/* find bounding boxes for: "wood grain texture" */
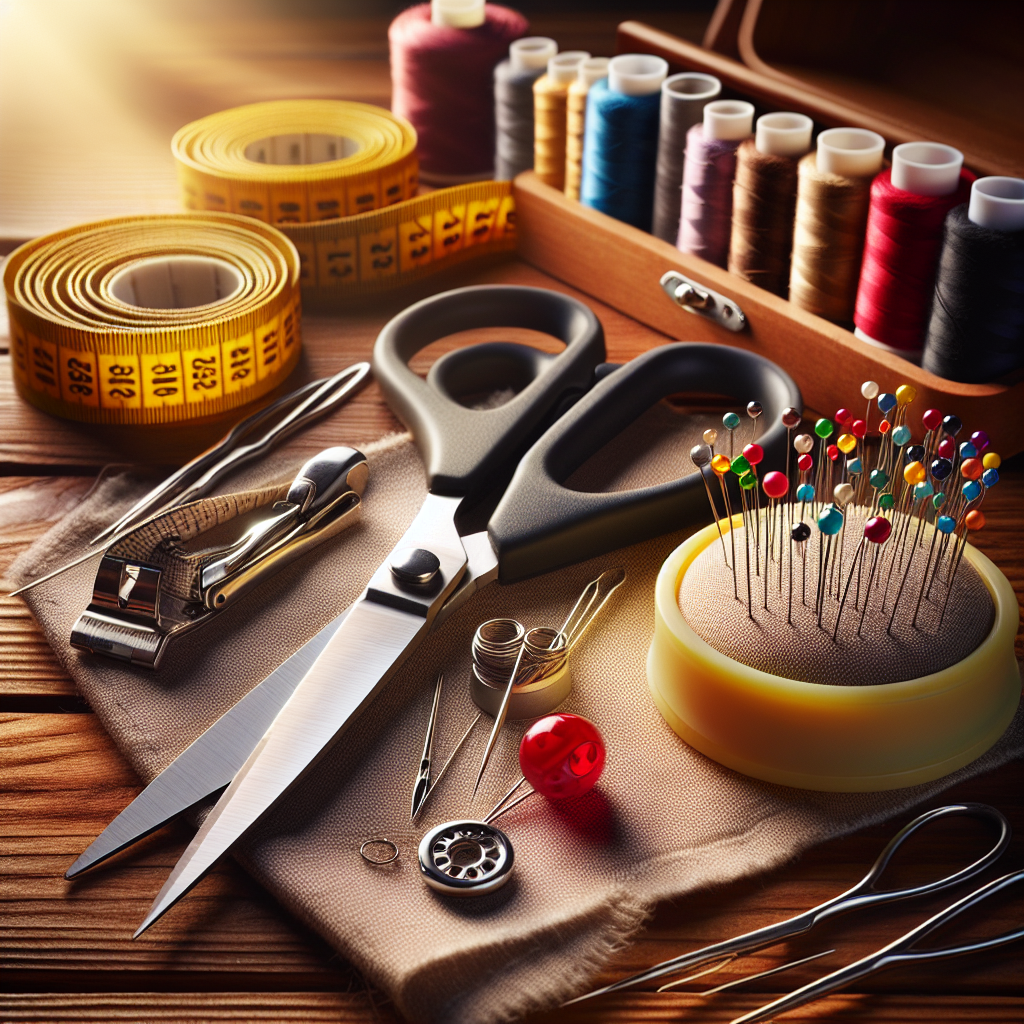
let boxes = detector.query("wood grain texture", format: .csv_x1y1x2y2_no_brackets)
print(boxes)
1,6,1022,1021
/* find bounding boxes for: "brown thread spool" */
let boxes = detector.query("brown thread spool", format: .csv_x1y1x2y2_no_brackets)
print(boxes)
728,113,811,298
564,57,609,200
789,128,885,323
533,51,589,191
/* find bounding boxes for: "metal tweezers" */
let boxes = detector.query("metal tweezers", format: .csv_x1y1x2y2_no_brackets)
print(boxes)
11,362,371,597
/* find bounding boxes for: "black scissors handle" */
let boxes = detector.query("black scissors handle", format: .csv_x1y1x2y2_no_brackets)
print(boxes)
487,343,801,583
372,285,606,497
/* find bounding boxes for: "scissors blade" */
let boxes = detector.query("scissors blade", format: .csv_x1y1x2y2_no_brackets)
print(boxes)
134,493,468,936
65,608,350,879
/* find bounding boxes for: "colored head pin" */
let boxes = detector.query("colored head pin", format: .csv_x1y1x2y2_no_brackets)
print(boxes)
794,433,814,454
860,381,879,400
690,443,712,468
922,408,942,431
703,428,718,447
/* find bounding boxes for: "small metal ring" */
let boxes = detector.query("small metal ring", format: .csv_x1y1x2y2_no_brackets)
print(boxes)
359,838,399,865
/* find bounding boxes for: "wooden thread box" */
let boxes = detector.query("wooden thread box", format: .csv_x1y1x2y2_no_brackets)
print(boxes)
512,14,1024,455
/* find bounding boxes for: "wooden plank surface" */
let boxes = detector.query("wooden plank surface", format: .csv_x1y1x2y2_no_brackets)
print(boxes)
1,5,1021,1023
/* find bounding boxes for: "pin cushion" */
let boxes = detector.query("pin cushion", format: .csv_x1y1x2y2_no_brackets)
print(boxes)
647,515,1020,791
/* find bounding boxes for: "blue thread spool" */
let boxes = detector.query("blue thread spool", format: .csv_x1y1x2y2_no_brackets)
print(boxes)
580,54,667,230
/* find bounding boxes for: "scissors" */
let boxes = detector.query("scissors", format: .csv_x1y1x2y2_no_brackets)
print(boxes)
64,285,798,933
566,803,1012,1005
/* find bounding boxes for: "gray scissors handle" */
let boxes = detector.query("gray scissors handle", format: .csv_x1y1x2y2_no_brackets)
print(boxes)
566,803,1010,1003
734,869,1024,1024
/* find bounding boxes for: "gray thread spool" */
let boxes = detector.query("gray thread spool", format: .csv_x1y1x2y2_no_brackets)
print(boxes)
494,36,557,180
652,72,721,243
470,621,570,718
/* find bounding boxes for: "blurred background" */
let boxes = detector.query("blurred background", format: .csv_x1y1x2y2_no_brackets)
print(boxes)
0,0,715,244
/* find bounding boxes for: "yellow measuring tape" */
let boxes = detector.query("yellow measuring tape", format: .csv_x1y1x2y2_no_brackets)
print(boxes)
172,100,516,299
4,213,302,425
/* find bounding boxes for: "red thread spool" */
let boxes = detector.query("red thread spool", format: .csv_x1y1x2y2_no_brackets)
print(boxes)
519,713,606,800
389,4,528,181
854,160,974,354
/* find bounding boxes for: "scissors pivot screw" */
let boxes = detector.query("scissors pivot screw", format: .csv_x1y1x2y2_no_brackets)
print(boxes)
390,547,441,586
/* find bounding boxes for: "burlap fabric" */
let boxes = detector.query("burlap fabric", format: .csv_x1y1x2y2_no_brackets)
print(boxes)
11,416,1023,1024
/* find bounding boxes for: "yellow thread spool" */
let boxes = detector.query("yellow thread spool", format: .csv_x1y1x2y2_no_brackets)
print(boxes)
565,57,609,200
648,517,1020,791
533,52,589,192
4,214,301,426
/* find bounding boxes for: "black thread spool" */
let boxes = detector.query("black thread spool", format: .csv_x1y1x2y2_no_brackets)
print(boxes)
922,177,1024,383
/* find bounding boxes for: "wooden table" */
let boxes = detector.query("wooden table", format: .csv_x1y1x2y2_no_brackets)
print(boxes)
1,6,1021,1022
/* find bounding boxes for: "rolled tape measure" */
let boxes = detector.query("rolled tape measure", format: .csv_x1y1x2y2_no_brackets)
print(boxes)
4,213,302,425
172,100,516,299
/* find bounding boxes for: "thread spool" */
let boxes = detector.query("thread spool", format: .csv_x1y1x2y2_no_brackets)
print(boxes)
532,50,590,191
579,54,667,231
854,143,974,357
922,177,1024,383
678,99,754,268
494,36,557,180
564,57,609,201
728,111,812,296
470,621,571,719
389,2,528,184
789,127,885,323
651,72,721,243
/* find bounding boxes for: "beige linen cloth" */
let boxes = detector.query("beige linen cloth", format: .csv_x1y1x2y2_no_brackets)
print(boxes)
11,423,1023,1024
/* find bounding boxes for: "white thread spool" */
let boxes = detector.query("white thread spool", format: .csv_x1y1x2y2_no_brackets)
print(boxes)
968,176,1024,232
891,142,963,197
703,99,754,142
755,111,812,158
430,0,485,28
816,127,885,177
509,36,557,74
607,53,667,96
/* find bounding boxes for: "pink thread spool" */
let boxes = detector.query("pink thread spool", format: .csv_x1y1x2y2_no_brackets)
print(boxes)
389,1,528,183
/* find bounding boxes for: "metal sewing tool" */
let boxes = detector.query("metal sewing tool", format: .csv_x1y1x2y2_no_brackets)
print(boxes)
410,671,445,820
12,363,371,598
565,803,1010,1006
733,868,1024,1024
471,567,625,795
69,447,368,669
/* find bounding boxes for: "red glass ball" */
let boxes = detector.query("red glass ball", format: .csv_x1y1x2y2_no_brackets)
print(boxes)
937,437,955,458
960,458,982,481
835,407,852,427
922,408,943,431
762,470,788,499
519,713,606,800
827,444,839,461
797,453,813,472
879,420,891,434
851,418,867,439
864,516,892,543
742,443,764,466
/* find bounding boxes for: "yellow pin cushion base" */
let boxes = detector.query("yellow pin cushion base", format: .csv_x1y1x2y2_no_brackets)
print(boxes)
647,518,1021,791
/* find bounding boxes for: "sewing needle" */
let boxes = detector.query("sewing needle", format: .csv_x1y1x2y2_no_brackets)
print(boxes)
410,671,444,820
